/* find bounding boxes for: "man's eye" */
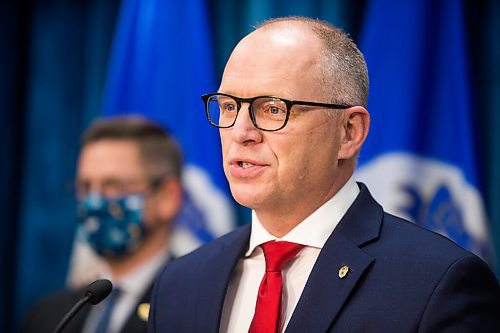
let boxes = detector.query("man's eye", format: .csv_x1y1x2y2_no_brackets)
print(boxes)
263,105,285,115
269,106,281,114
222,103,237,112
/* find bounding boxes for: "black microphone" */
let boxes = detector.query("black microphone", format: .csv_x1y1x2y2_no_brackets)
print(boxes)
52,279,113,333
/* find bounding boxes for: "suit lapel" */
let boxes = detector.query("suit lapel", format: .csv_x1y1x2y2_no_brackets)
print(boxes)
123,257,174,332
195,224,251,333
286,183,382,332
121,283,154,332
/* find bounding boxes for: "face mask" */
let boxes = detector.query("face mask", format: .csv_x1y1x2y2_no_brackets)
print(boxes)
77,193,147,258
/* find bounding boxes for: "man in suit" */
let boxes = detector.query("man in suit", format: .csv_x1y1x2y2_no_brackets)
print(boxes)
148,17,500,332
21,117,183,332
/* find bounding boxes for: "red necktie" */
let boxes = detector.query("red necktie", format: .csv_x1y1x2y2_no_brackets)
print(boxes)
249,241,305,333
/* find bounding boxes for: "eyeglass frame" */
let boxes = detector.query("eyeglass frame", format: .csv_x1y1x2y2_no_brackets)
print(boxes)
201,92,352,132
74,176,165,199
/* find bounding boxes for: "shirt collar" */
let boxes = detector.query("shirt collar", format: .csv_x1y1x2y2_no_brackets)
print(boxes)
101,246,170,297
246,177,360,256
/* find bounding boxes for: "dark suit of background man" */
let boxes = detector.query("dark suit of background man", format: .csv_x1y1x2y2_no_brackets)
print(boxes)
148,16,500,333
20,117,184,333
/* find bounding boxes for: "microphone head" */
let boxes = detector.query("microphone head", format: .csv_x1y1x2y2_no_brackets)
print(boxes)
84,279,113,305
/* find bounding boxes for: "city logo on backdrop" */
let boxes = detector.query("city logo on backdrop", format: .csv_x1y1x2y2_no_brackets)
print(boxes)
356,153,491,261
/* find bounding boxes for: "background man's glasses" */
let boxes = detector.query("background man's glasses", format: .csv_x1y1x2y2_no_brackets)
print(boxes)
74,177,163,198
201,93,352,132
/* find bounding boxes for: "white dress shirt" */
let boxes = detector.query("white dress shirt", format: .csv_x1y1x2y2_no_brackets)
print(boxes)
220,177,360,333
83,247,169,333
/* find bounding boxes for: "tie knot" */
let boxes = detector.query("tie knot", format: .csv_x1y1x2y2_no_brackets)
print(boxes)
260,241,304,272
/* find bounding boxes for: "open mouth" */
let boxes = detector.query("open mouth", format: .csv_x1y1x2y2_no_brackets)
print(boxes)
237,161,255,168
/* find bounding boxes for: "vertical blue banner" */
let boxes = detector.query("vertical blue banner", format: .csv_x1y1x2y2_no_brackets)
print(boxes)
101,0,234,255
356,0,492,261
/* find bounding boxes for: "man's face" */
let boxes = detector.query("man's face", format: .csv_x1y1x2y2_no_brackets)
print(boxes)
77,139,159,229
219,26,347,223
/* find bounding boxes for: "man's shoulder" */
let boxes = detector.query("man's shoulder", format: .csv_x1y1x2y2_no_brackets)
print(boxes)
380,212,477,259
19,288,85,333
367,210,497,288
27,288,81,311
350,183,481,263
149,224,249,320
160,224,250,276
354,184,478,258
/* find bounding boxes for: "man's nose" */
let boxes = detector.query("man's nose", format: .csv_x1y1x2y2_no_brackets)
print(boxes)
229,104,262,143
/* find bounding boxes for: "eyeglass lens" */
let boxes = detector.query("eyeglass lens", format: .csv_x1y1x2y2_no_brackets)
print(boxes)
206,95,288,131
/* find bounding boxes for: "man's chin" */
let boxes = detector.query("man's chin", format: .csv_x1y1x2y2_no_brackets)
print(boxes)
229,186,262,209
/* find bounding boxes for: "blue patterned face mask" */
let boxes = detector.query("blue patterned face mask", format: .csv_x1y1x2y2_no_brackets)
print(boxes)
77,193,147,258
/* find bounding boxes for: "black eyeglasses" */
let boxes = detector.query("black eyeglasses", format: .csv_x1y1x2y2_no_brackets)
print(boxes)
201,93,352,132
74,176,165,198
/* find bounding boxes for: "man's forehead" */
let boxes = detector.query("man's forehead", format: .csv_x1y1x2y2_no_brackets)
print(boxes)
219,74,295,98
225,27,321,72
220,26,323,99
78,140,146,173
239,24,319,51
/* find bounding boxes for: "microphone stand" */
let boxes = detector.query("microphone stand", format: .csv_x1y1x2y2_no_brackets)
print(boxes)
52,294,91,333
51,279,112,333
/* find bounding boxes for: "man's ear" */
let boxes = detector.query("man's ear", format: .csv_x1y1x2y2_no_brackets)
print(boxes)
154,177,184,221
337,106,370,160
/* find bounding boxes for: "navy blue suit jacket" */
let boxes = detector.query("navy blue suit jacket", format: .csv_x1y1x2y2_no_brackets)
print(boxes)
148,184,500,332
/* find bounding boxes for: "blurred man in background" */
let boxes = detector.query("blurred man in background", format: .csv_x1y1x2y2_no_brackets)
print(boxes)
21,117,183,333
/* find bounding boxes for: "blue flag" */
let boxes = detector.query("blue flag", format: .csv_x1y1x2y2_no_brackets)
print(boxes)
101,0,234,255
356,0,492,261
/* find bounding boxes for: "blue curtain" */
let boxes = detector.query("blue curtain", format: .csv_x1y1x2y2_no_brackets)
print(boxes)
0,1,119,331
1,1,499,332
0,3,28,329
473,0,500,276
209,0,361,75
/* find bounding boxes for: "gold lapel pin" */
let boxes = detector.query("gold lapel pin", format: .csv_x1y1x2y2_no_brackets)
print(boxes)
137,303,150,322
338,265,350,279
